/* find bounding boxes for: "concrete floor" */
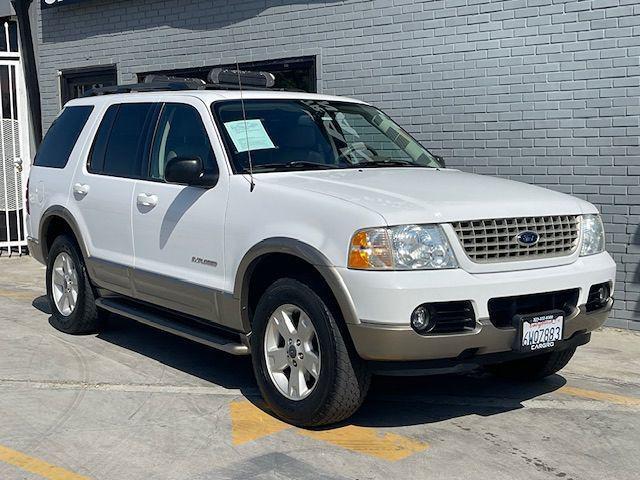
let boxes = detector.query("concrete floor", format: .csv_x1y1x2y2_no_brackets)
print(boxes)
0,255,639,480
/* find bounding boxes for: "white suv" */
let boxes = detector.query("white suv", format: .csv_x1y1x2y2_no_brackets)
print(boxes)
27,73,616,426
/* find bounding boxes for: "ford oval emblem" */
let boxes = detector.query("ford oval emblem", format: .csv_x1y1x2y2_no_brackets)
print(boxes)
516,230,540,247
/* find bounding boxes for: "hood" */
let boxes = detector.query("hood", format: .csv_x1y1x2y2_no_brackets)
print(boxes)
257,168,596,225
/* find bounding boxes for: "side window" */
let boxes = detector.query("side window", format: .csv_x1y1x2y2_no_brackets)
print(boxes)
149,103,217,182
88,102,156,178
34,105,93,168
88,104,118,174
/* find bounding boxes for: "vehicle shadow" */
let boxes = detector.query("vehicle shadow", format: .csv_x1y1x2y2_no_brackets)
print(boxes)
32,296,568,429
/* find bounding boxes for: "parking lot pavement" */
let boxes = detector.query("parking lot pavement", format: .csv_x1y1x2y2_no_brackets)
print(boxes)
0,256,638,480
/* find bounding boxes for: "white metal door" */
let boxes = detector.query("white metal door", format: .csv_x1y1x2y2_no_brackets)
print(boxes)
0,21,30,256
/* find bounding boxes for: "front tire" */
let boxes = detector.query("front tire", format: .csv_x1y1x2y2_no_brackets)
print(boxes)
251,278,370,427
486,347,577,380
46,234,104,334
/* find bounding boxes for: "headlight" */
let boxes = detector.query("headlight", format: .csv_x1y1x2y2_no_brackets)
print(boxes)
580,214,605,256
348,224,458,270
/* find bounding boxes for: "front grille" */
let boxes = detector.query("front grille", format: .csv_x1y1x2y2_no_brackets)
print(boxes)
452,215,579,263
488,289,580,328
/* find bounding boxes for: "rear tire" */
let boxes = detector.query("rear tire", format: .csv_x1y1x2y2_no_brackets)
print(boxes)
251,278,370,427
46,234,104,334
486,347,576,380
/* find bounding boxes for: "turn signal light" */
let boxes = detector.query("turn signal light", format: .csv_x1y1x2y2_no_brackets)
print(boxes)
348,228,394,270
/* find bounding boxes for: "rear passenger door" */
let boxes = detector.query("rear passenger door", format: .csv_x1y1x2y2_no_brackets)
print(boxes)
131,98,230,326
72,101,159,296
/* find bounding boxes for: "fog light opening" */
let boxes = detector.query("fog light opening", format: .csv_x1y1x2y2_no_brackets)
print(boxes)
597,284,610,303
586,283,612,312
411,305,435,333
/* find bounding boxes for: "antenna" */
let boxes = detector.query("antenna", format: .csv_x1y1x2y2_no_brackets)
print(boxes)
236,60,255,192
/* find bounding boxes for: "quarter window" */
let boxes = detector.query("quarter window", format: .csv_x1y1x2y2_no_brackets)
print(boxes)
149,103,217,182
34,106,93,169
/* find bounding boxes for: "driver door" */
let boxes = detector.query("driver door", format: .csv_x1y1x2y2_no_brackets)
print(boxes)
131,97,230,325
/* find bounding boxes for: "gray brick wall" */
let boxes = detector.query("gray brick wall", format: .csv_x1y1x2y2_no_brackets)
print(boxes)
32,0,640,328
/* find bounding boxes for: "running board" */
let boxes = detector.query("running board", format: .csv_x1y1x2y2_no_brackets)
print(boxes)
95,297,250,355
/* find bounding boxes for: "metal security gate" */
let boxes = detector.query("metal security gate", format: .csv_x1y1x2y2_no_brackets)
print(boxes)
0,20,30,256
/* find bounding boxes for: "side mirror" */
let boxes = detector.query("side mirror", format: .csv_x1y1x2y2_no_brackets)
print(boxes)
165,156,218,188
434,155,445,168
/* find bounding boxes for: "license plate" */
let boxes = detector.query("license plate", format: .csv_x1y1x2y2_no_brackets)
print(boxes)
514,310,564,353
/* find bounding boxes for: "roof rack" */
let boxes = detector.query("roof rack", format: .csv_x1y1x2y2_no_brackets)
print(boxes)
83,69,282,97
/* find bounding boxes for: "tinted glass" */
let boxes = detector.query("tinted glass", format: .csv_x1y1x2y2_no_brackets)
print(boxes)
149,103,217,181
88,105,118,174
212,100,441,174
34,106,93,168
102,103,155,178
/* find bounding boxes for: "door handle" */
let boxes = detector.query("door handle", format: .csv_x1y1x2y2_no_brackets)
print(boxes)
137,193,158,207
73,183,90,196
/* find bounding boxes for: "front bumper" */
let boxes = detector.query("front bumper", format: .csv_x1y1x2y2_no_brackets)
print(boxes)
343,252,616,361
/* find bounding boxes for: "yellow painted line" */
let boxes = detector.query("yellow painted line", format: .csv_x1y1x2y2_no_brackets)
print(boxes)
298,425,429,462
230,400,289,445
0,444,90,480
558,386,640,407
229,400,429,461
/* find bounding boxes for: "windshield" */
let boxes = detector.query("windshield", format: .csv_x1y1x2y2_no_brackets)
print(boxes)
212,99,442,173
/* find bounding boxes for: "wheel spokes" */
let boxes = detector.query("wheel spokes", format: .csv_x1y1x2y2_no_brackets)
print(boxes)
53,267,65,288
273,309,297,338
297,315,314,343
267,347,289,372
264,303,321,401
288,365,308,398
301,351,320,380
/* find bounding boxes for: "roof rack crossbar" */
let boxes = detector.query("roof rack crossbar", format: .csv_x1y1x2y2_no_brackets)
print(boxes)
82,69,302,97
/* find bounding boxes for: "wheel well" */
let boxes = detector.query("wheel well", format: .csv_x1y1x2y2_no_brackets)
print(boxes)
246,253,341,327
42,216,76,260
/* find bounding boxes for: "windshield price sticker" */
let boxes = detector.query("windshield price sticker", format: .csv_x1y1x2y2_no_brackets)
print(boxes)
224,119,276,153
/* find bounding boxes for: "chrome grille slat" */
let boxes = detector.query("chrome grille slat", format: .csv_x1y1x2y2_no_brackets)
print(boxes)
452,215,580,263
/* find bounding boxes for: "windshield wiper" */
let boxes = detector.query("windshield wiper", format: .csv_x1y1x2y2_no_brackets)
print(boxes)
353,159,433,168
244,161,340,173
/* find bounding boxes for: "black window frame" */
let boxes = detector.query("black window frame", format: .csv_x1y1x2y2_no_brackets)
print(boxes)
60,65,118,105
87,102,160,180
33,105,94,169
144,102,219,185
137,56,317,93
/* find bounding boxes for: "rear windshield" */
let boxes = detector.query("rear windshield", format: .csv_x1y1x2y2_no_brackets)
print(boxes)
212,99,441,173
34,105,93,168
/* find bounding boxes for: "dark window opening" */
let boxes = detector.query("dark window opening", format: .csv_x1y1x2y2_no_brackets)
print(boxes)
138,56,317,93
60,65,117,104
34,105,93,169
89,103,157,179
0,19,18,53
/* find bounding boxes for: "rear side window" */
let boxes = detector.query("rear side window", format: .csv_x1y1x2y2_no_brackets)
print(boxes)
34,105,93,168
88,103,156,178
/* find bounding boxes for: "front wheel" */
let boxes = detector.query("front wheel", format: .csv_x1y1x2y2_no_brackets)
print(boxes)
251,278,370,427
486,347,577,381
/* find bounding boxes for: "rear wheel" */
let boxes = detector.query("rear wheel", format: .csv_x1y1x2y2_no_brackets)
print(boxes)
46,235,104,334
251,278,370,427
486,347,576,380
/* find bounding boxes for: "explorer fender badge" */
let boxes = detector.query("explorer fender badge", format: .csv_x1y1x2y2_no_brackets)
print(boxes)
192,256,218,267
515,230,540,247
